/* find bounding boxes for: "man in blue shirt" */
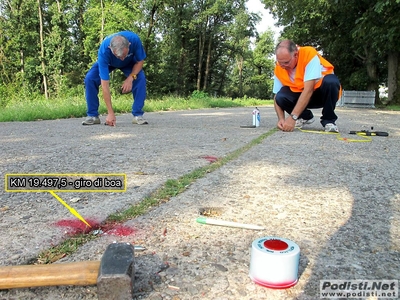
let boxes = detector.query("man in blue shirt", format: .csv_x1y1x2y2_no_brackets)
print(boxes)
82,31,147,126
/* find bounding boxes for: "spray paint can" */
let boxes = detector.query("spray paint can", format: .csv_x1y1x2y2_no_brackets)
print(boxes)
252,107,260,127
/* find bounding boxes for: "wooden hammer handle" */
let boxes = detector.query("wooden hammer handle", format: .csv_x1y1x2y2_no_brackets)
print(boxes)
0,261,100,289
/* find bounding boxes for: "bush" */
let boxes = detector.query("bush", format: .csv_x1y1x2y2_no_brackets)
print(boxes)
190,90,210,100
0,84,9,107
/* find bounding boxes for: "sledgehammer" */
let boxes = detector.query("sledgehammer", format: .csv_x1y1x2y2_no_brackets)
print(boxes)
0,243,138,300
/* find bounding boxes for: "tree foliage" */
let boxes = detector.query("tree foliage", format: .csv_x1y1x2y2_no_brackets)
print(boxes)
0,0,276,104
263,0,400,104
1,0,399,106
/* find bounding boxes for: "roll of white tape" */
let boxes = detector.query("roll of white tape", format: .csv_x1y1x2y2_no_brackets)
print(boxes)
249,236,300,289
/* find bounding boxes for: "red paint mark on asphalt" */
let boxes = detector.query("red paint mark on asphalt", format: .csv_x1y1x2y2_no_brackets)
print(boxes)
54,219,136,236
103,224,137,236
55,218,99,234
201,155,218,163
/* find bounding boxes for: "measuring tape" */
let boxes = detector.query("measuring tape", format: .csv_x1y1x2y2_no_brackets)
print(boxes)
297,128,374,142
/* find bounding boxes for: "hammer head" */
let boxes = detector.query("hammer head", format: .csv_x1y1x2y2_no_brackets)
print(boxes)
97,243,135,300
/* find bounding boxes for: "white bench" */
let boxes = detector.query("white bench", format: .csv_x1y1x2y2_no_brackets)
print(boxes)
337,90,375,108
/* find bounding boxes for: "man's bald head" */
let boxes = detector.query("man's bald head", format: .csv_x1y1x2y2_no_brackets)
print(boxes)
275,39,299,70
275,39,297,55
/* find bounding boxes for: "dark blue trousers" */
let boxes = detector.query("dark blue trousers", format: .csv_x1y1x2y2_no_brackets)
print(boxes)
275,74,340,126
84,62,146,117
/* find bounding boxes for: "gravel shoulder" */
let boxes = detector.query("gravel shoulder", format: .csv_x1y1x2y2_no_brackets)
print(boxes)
1,106,399,299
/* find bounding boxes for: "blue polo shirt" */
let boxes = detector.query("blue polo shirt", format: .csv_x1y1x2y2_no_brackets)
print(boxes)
97,31,147,80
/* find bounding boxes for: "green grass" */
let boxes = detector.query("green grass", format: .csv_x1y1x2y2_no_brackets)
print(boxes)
376,104,400,110
35,234,98,264
2,93,399,123
0,94,273,122
0,97,88,122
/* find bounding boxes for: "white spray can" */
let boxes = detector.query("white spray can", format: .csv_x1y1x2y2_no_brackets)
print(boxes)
252,107,260,127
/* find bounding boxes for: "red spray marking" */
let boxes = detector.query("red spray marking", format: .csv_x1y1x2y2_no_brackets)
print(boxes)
103,224,136,236
55,219,136,236
201,155,218,163
55,218,100,235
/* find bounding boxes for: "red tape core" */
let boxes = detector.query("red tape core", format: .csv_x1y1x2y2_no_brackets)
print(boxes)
264,239,288,251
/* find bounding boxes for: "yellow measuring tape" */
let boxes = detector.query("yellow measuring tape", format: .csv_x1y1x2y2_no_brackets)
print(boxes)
297,128,373,142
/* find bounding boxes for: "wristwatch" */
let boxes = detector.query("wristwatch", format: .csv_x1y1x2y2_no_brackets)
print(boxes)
130,73,137,80
290,114,298,121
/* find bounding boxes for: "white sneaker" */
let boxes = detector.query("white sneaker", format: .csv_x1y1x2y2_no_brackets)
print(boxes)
132,116,148,125
82,116,101,125
295,117,315,128
324,123,339,133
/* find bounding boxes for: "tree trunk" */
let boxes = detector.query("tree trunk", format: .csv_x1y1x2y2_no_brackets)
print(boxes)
203,32,213,91
37,0,48,98
387,51,400,105
237,56,243,97
144,4,158,54
196,22,206,91
20,49,24,74
100,0,105,41
363,47,379,105
364,48,378,92
175,3,187,95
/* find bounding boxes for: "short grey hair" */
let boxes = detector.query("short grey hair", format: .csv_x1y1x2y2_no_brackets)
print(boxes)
110,35,129,57
275,40,297,55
